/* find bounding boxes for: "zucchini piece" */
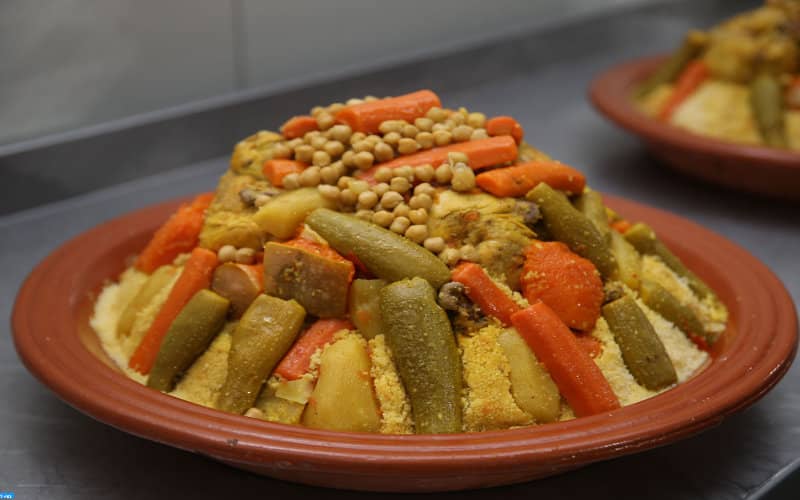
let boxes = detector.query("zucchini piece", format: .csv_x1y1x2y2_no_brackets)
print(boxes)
609,231,642,291
573,190,611,242
117,265,178,338
348,279,387,339
640,279,712,344
380,278,462,433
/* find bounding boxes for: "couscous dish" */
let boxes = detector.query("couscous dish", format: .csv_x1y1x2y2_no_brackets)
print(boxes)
92,89,728,434
637,0,800,150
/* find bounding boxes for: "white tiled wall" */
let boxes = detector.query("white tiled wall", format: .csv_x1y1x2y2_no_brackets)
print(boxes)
0,0,657,145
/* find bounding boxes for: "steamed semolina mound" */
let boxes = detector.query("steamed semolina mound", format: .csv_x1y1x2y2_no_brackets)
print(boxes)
637,0,800,150
92,89,728,434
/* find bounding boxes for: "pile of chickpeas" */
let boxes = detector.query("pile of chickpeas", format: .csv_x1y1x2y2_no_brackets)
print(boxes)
249,99,496,263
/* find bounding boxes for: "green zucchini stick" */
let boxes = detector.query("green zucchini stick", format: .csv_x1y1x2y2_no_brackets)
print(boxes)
751,73,786,148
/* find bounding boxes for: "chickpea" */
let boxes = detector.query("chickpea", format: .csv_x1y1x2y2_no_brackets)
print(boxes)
287,138,303,149
352,140,372,153
271,143,292,159
409,193,433,210
434,163,453,184
414,164,435,183
373,142,394,162
318,184,340,200
390,176,411,194
364,95,379,101
394,165,414,180
460,244,479,262
372,182,390,197
426,106,447,122
379,120,404,134
310,135,328,150
303,130,322,144
452,125,474,142
357,190,379,209
448,152,469,164
405,224,428,243
316,112,335,130
393,202,410,218
310,106,325,117
470,128,489,141
349,180,370,195
383,131,401,146
324,140,345,158
432,130,452,146
372,210,394,227
283,172,301,190
218,245,237,263
397,138,419,155
254,194,271,207
439,247,461,266
235,247,256,264
294,145,314,163
339,188,357,206
366,134,382,145
328,102,345,114
355,209,374,221
390,216,411,234
414,117,434,132
401,124,419,138
331,160,346,177
350,132,366,144
413,182,436,197
353,151,375,170
415,131,434,149
346,98,364,106
451,165,476,192
341,150,355,169
328,124,352,143
337,175,353,190
320,165,339,185
312,150,331,167
380,191,404,209
423,237,446,254
431,122,449,132
374,166,394,183
467,112,486,128
299,166,322,186
409,208,428,225
450,112,466,125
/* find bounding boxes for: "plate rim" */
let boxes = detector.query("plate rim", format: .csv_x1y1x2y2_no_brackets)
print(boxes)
11,194,799,489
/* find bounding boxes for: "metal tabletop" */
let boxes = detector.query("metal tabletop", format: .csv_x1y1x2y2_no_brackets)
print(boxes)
2,0,798,498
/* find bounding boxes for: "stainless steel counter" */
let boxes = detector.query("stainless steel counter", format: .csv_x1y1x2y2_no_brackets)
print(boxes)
2,0,797,498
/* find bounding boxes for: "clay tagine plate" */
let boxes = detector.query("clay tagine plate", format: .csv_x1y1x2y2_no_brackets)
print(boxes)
11,194,798,492
590,55,800,200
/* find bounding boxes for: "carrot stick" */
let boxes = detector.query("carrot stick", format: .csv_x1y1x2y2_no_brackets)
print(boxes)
658,60,709,121
476,160,586,197
486,116,524,144
281,115,318,139
135,193,214,274
520,241,603,331
510,302,620,417
129,247,219,374
274,319,354,380
575,334,602,358
263,159,307,187
356,136,518,183
334,90,441,133
451,262,520,326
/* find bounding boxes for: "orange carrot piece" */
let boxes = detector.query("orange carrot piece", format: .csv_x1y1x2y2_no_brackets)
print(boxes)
263,159,307,187
786,76,800,110
334,90,441,133
356,136,517,182
520,241,603,331
129,247,219,374
486,116,524,144
274,319,354,380
284,237,354,271
281,115,318,139
610,219,632,234
575,334,603,358
476,160,586,197
511,303,620,417
135,193,214,274
658,60,709,121
451,262,520,326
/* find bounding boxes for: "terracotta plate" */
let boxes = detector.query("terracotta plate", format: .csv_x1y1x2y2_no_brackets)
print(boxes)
589,55,800,200
12,194,798,492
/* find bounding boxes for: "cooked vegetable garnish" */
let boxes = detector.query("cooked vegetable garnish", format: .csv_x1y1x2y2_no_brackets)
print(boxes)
511,303,620,417
274,319,353,381
451,262,520,326
348,279,387,339
486,116,525,144
751,73,787,148
476,160,586,198
520,241,603,331
263,238,354,317
381,278,462,433
93,90,726,434
136,193,214,273
658,60,710,121
147,290,229,392
218,294,306,414
129,247,219,374
602,296,678,390
306,208,450,288
334,90,441,134
528,183,618,279
302,334,381,432
636,30,709,98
